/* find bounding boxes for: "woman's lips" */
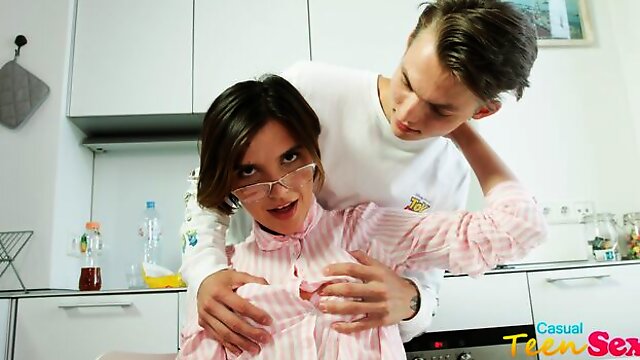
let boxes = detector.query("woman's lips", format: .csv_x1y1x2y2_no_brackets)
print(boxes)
396,121,420,134
267,200,298,220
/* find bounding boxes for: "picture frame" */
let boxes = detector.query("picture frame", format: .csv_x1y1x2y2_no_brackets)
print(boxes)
507,0,593,46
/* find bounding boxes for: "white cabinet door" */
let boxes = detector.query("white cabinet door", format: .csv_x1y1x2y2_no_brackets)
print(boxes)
429,273,533,332
0,299,9,360
69,0,193,116
192,0,310,113
178,291,186,349
309,0,423,76
528,265,639,359
13,293,178,360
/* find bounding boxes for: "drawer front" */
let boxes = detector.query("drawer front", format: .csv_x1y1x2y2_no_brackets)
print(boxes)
528,265,640,359
14,293,178,360
429,272,533,331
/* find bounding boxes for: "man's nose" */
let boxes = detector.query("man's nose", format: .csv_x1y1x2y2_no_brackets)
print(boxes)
395,93,422,123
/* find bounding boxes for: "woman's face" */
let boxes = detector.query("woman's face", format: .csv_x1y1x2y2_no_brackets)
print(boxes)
231,119,315,235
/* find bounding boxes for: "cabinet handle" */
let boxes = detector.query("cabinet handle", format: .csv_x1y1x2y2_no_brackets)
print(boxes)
545,274,610,283
58,302,133,309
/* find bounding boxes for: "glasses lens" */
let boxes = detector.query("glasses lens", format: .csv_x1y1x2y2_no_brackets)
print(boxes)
232,183,270,203
281,164,315,188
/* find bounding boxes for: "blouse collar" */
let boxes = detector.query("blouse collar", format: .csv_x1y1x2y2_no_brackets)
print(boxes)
253,198,324,251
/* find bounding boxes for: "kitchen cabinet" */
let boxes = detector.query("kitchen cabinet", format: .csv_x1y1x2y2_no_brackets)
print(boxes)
178,291,187,349
69,0,193,117
430,272,533,332
0,299,9,360
13,293,179,360
192,0,311,113
528,265,639,359
308,0,423,76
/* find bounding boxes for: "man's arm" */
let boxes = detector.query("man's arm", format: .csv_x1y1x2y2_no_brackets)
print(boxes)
398,268,443,342
179,169,273,356
180,170,230,290
398,137,471,341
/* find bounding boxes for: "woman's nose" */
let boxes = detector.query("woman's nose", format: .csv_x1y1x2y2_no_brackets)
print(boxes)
268,181,289,198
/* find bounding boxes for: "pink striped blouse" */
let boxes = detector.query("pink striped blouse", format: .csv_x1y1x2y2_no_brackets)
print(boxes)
178,181,547,360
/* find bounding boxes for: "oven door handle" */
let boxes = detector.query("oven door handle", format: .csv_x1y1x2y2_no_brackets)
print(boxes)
545,274,610,283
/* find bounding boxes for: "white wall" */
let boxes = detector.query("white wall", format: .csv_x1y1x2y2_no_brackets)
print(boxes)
476,0,640,219
0,0,93,290
608,1,640,163
91,146,198,289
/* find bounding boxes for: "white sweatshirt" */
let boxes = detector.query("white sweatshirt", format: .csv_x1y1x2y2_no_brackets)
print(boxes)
180,61,471,342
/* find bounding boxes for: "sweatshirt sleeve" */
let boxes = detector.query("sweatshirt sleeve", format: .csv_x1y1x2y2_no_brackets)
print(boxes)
179,168,231,293
342,181,548,277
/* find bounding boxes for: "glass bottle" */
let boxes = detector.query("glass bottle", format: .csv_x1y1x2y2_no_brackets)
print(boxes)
582,213,623,262
622,212,640,260
79,221,102,291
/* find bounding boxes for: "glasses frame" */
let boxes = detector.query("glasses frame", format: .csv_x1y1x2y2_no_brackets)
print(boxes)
231,163,317,203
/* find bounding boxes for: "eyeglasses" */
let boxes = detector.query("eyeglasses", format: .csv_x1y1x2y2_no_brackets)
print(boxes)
231,163,316,203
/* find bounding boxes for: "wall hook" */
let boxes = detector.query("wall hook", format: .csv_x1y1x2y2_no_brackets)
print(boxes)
14,35,27,58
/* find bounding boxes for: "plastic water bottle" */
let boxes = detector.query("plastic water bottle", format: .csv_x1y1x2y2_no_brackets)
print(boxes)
138,201,162,265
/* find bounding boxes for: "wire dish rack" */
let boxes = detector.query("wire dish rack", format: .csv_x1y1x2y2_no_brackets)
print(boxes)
0,230,32,292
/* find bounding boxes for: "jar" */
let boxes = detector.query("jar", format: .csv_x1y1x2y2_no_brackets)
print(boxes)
78,221,102,291
622,212,640,260
79,267,102,291
582,213,623,262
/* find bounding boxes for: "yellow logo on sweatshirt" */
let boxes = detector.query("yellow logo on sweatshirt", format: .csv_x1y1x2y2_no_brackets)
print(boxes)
404,195,431,213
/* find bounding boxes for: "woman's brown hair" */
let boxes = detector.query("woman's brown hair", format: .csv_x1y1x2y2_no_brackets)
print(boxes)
197,74,325,215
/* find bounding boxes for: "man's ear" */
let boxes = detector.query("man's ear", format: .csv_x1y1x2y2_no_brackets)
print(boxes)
471,100,502,120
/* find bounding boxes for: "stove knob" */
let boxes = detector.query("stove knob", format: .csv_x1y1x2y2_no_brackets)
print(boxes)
457,352,472,360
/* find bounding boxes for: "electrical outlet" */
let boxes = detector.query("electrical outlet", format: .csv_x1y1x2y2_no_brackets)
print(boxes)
540,200,595,224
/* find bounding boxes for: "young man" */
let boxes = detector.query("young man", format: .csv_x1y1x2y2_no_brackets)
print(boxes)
180,0,538,356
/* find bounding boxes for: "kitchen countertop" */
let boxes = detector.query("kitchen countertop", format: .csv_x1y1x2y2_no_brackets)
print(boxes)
0,286,186,299
445,258,640,277
2,260,639,297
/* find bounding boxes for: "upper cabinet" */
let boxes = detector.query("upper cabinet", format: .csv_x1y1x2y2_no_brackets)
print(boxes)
308,0,423,76
192,0,311,113
68,0,194,117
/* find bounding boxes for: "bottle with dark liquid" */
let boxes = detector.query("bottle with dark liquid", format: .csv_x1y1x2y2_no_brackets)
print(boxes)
78,222,102,291
79,266,101,291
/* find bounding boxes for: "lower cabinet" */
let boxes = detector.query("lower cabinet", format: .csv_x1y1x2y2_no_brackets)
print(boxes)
430,272,533,331
0,299,10,360
12,292,179,360
528,265,639,359
178,291,187,349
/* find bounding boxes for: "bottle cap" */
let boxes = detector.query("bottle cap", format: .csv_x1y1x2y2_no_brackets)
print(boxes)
85,221,100,230
146,201,155,209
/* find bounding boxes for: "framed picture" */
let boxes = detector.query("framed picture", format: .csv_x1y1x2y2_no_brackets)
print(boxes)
507,0,593,46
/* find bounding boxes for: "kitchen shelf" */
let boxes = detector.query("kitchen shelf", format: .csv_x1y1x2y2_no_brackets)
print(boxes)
69,113,203,138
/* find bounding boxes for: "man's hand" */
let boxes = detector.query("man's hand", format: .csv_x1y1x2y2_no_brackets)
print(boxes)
197,269,273,356
318,250,419,334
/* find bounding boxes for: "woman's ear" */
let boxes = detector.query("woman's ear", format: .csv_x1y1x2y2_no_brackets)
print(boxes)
471,100,502,120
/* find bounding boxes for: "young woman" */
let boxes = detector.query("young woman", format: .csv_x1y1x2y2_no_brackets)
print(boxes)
178,74,546,360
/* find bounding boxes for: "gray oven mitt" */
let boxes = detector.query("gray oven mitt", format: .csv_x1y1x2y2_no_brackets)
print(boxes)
0,60,50,129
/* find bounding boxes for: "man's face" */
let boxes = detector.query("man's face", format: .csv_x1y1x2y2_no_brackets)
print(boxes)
387,29,495,140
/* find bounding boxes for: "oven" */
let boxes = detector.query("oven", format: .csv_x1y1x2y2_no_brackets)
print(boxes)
404,324,537,360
